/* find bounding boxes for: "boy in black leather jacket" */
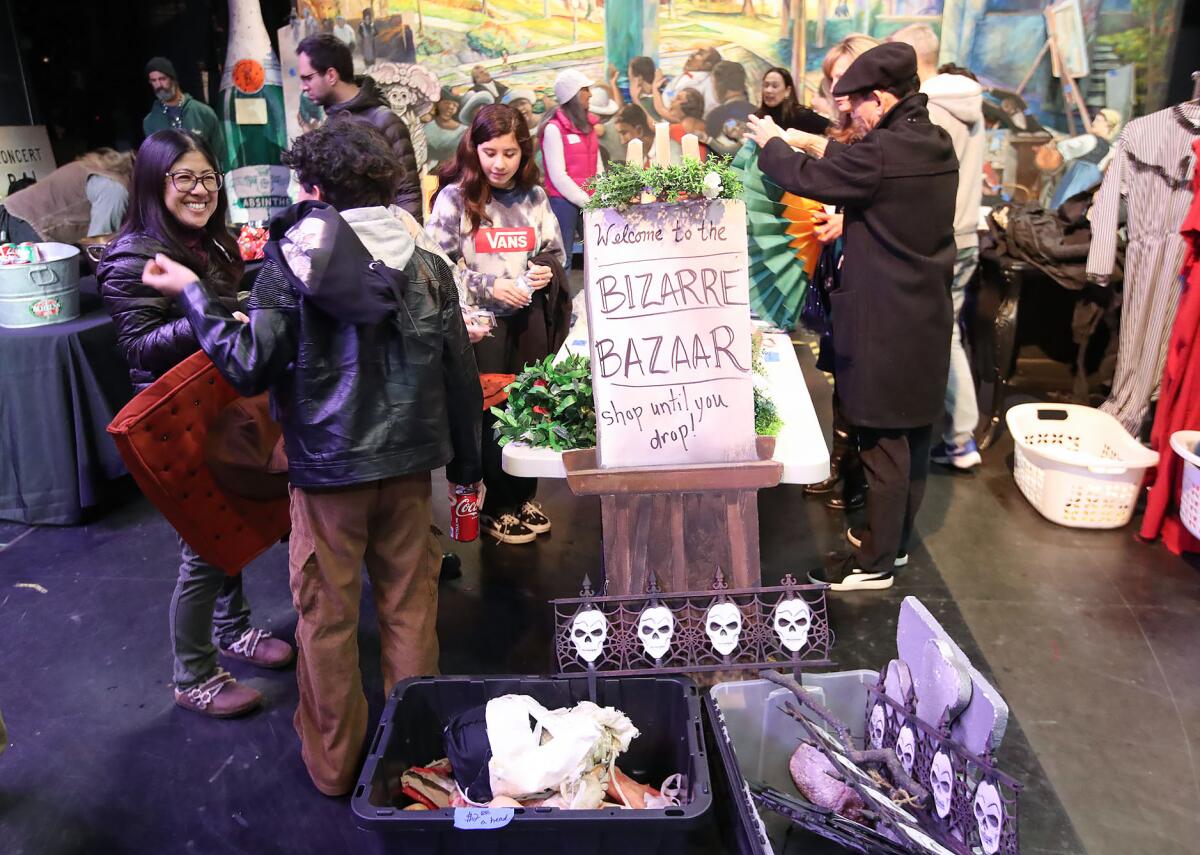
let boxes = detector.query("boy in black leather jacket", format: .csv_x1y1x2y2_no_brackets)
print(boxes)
141,121,483,795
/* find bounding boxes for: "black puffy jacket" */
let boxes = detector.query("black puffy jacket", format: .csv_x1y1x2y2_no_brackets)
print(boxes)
178,202,482,489
326,77,424,223
96,232,241,390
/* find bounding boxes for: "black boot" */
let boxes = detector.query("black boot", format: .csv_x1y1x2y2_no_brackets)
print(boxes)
804,428,854,495
826,439,866,511
439,552,462,583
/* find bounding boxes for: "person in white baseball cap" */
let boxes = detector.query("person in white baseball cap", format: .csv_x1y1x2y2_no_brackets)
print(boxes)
540,69,604,270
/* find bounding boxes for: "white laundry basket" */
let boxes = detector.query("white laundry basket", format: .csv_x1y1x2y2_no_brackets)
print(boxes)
1169,431,1200,539
1005,403,1158,529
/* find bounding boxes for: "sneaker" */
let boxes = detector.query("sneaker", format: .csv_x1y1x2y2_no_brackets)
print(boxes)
174,668,262,718
845,528,909,567
808,555,894,592
439,552,463,583
931,438,982,470
220,628,294,670
481,512,538,544
517,501,552,534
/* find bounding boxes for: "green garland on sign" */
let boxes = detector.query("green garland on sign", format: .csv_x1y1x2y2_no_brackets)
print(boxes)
583,155,743,212
493,352,784,450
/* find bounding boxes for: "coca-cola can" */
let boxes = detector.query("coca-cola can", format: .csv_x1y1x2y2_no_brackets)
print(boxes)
15,242,39,263
449,484,480,542
0,243,19,263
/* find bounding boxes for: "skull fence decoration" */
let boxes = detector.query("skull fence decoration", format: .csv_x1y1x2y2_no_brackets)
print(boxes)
895,724,916,776
705,601,743,656
570,608,608,663
973,779,1004,855
636,606,676,660
929,750,954,819
869,703,887,750
772,597,813,652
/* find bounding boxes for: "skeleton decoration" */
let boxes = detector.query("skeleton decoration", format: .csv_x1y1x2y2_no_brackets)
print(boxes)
570,608,608,663
929,750,955,819
705,602,743,656
973,779,1004,855
772,598,813,652
636,606,675,660
366,62,440,171
869,703,887,750
895,724,916,776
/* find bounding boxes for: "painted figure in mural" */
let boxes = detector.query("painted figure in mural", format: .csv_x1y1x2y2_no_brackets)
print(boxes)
332,15,356,50
614,104,656,165
398,15,418,65
748,42,957,593
501,88,540,131
888,24,985,472
705,61,756,157
471,65,510,102
143,57,226,168
97,130,293,720
665,88,709,160
756,66,830,136
296,34,423,221
622,56,661,121
427,104,568,545
425,94,468,167
359,7,378,67
539,69,602,269
669,47,722,114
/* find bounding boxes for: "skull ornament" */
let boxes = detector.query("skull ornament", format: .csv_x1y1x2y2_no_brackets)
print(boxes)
772,598,813,652
570,608,608,663
929,751,954,819
973,779,1004,855
895,724,916,775
705,602,743,656
869,703,887,750
636,606,675,660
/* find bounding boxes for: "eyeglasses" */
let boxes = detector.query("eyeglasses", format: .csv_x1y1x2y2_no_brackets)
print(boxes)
166,171,223,193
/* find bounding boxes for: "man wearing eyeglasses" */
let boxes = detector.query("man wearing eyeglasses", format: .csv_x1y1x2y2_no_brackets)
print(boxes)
143,57,226,168
296,34,423,222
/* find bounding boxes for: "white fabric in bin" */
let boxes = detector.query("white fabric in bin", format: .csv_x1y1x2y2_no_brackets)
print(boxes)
486,695,639,804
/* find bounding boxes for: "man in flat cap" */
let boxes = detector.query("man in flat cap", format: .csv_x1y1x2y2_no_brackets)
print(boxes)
746,42,957,592
143,57,226,167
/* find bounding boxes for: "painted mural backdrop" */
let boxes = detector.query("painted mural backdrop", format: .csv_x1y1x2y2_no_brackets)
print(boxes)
292,0,1182,130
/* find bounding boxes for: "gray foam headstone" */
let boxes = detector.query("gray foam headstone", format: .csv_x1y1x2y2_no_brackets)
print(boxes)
915,638,973,729
897,597,1009,755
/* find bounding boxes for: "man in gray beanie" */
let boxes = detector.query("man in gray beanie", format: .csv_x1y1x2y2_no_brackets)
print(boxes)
143,56,226,167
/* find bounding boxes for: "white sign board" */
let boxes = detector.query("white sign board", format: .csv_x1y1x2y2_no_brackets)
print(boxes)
583,199,757,469
0,125,57,200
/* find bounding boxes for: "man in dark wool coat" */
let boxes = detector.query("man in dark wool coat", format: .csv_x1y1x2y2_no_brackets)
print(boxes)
747,42,957,592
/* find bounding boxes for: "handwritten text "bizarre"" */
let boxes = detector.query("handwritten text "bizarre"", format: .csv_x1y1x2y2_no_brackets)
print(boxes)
597,267,743,314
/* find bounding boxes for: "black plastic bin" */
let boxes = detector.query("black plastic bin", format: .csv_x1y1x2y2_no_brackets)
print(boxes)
352,674,712,854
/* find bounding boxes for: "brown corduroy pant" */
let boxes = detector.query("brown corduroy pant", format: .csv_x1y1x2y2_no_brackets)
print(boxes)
287,472,441,796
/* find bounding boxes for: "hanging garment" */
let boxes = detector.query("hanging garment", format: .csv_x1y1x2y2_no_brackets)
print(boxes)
1139,138,1200,555
1087,103,1200,435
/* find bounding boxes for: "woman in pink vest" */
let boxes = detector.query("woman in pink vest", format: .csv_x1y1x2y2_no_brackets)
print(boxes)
540,69,602,270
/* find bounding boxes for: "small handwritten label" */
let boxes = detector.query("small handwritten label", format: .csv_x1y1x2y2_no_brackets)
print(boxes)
764,351,781,363
453,807,515,830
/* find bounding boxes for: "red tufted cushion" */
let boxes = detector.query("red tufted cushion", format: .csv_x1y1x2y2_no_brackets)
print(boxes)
481,374,514,411
107,351,290,576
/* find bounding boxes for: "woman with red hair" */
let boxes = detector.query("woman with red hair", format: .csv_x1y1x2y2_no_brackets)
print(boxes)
427,104,567,545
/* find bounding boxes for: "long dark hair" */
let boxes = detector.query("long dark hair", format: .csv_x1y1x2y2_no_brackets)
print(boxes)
434,104,541,233
755,67,804,128
116,129,242,284
560,93,591,135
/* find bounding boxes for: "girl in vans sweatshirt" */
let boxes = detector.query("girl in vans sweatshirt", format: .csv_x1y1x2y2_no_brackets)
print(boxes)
426,103,567,545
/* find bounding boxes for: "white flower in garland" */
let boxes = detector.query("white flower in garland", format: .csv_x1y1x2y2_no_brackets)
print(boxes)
702,171,723,199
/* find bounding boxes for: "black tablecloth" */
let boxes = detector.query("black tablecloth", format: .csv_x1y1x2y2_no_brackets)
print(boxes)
0,279,133,524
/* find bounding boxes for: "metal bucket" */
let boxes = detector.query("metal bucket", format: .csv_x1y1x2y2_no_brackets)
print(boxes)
0,242,81,328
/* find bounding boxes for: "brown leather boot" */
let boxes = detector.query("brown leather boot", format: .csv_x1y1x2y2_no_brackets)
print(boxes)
174,669,262,718
220,628,295,670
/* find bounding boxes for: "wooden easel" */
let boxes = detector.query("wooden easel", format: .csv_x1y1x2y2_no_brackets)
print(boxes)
562,437,782,595
1016,8,1091,135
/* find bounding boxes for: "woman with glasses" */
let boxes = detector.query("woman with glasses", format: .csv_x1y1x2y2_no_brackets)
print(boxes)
97,129,293,720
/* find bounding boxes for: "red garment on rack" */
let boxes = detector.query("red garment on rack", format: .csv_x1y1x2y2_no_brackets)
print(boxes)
1140,139,1200,553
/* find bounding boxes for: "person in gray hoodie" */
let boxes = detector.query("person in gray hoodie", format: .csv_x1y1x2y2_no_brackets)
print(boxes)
889,25,985,470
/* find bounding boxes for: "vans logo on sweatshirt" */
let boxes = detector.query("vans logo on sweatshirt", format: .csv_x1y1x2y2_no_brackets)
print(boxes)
475,227,535,253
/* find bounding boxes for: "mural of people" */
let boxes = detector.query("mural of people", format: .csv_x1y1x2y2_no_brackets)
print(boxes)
359,8,378,66
333,15,356,49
